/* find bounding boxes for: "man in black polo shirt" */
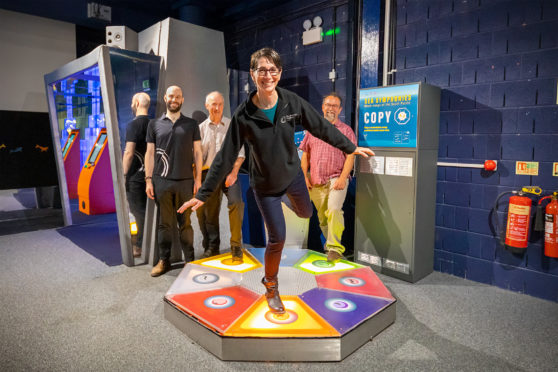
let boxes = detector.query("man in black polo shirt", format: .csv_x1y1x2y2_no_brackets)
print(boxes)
145,85,202,277
123,92,151,258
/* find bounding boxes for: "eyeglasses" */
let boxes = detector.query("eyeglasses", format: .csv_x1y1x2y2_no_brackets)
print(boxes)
324,103,340,109
254,68,281,76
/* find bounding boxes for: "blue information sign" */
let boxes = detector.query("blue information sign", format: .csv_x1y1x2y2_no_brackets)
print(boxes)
358,84,419,148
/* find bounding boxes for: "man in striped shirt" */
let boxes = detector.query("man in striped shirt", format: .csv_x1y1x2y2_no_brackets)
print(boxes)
299,92,356,262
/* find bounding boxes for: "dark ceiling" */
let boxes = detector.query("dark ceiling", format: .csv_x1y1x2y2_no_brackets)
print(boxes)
0,0,281,32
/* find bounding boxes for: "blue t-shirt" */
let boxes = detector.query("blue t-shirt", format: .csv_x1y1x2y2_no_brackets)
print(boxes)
261,101,278,123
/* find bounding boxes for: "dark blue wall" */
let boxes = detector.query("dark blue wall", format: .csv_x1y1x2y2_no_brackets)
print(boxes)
225,0,356,122
395,0,558,301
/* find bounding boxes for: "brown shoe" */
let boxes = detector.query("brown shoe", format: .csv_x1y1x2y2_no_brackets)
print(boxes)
231,246,243,263
202,248,219,259
150,259,170,277
327,250,343,263
132,245,142,258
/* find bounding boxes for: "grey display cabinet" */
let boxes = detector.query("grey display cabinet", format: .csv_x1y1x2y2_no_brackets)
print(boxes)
354,82,440,282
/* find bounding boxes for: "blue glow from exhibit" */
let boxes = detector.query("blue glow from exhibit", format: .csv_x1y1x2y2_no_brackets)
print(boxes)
51,64,104,167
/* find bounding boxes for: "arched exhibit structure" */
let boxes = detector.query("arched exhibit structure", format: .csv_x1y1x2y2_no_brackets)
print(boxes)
164,248,396,361
44,45,162,266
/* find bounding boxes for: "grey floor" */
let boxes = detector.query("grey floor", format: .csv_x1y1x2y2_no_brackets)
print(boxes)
1,228,558,371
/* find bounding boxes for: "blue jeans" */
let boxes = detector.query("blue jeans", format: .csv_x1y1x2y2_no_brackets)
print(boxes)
253,170,312,279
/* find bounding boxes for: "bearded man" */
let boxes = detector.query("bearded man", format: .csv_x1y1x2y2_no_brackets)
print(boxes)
144,86,203,277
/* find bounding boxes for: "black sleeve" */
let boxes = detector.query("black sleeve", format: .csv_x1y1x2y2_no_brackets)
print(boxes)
196,115,242,201
193,120,201,141
146,119,156,143
299,97,356,154
125,119,139,143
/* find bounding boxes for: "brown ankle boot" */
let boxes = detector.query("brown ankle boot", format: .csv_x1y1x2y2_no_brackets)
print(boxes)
231,246,243,263
261,277,285,314
150,259,170,277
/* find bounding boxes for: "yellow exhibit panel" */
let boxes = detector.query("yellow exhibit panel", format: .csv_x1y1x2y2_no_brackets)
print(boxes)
224,296,340,338
192,249,261,273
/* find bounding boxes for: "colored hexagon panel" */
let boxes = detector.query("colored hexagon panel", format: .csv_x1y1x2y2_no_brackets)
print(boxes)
247,247,308,267
192,249,262,273
224,296,340,338
166,264,241,296
299,288,394,334
167,286,260,334
294,251,362,274
315,267,395,300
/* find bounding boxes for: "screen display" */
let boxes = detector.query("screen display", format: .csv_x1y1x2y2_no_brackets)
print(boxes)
87,133,107,165
358,84,419,148
62,133,75,158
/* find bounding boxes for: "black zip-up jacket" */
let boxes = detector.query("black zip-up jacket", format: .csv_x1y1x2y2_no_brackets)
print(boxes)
195,87,357,201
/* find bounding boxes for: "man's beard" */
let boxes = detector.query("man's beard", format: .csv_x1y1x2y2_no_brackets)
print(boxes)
167,102,182,113
325,112,336,123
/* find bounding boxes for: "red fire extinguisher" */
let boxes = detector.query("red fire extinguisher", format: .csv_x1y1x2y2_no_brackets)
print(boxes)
493,187,540,253
534,192,558,258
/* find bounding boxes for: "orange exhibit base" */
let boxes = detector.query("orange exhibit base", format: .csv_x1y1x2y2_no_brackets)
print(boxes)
77,129,115,215
164,248,396,361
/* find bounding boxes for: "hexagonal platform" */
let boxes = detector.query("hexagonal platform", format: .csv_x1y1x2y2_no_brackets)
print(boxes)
164,248,396,361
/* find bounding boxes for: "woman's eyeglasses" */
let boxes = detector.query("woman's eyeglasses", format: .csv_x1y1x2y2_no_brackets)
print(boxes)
254,68,281,76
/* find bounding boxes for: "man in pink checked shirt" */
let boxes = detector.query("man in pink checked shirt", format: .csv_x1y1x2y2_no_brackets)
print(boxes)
299,92,357,263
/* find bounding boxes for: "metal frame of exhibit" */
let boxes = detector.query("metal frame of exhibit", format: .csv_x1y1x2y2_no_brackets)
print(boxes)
44,45,163,267
164,297,396,362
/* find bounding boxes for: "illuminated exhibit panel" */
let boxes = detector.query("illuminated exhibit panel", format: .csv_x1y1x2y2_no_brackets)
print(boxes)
169,286,260,334
195,249,262,273
164,249,396,361
62,129,80,198
315,266,395,300
77,129,115,214
299,288,393,334
293,250,362,274
165,264,242,295
247,247,308,267
225,296,340,337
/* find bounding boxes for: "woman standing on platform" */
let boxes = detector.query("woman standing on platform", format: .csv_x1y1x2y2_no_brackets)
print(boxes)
179,47,374,314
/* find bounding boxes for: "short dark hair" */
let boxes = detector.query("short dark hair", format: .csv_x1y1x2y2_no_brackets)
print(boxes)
250,47,282,71
323,92,342,106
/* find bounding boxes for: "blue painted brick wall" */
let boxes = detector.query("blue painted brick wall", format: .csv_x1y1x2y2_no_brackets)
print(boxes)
397,0,558,302
225,0,353,121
